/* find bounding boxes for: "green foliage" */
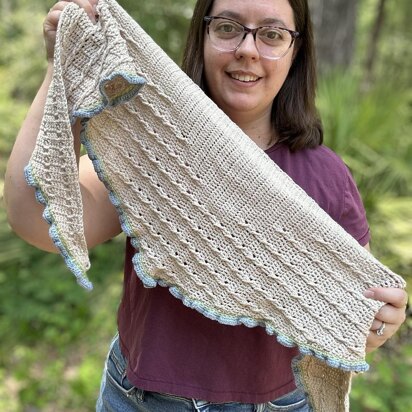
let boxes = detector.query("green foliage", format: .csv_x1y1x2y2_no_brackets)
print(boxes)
0,234,120,347
351,344,412,412
0,3,48,100
317,70,412,211
0,5,47,175
371,198,412,273
317,67,412,412
0,0,411,410
0,222,124,411
356,0,412,87
0,1,195,409
116,0,196,62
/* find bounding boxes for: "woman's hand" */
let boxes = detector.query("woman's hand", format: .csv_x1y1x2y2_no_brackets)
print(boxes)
365,287,408,353
44,0,99,62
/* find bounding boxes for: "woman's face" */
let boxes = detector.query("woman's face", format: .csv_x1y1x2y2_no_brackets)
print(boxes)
203,0,296,123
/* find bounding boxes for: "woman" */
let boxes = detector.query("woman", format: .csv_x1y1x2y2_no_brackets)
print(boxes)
4,0,408,411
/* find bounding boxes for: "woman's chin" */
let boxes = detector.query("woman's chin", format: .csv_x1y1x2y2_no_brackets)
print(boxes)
219,98,261,115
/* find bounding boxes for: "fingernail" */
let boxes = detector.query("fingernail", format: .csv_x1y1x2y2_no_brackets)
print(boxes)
364,290,375,299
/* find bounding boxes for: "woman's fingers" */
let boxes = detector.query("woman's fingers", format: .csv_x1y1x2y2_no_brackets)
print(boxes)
364,287,407,328
71,0,98,22
374,302,407,325
44,1,98,61
370,318,384,331
365,287,408,308
364,287,408,353
50,0,97,22
365,319,400,353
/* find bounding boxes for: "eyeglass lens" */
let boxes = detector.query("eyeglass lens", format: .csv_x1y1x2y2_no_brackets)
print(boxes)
207,18,294,59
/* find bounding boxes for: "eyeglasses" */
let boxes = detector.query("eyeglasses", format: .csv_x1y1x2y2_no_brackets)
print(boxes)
204,16,300,60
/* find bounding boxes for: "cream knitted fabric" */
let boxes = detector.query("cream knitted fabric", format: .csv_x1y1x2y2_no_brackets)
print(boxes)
25,1,406,410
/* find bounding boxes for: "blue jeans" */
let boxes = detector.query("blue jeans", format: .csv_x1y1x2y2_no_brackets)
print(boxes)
96,335,309,412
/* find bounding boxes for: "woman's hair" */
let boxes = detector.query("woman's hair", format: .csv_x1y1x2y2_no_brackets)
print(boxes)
181,0,323,151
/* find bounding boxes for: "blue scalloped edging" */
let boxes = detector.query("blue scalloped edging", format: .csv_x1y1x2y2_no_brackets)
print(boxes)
24,71,146,291
24,165,93,291
80,73,369,374
129,254,369,372
72,72,146,121
130,260,370,373
31,68,370,374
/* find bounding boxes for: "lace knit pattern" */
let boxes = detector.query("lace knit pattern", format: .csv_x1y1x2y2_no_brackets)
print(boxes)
25,1,405,409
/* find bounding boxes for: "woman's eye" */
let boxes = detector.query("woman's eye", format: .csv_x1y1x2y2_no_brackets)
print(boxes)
267,31,280,40
217,23,236,33
261,28,283,41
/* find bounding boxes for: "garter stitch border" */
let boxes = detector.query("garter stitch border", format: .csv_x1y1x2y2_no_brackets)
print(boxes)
25,1,406,410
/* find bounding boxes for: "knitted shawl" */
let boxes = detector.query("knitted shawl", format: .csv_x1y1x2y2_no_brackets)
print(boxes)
25,1,405,410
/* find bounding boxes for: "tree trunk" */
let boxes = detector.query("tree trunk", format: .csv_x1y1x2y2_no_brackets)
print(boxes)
0,0,12,16
309,0,359,73
363,0,387,86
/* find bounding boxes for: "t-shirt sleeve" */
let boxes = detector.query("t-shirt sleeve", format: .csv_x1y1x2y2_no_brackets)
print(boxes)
339,168,370,246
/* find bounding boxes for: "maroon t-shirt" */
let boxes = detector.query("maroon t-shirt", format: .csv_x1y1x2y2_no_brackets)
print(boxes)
117,143,370,403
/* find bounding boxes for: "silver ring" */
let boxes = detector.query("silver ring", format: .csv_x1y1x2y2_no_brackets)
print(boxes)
376,321,386,336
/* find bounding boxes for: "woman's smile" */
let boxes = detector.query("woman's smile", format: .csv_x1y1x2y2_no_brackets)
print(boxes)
228,71,261,83
203,0,296,122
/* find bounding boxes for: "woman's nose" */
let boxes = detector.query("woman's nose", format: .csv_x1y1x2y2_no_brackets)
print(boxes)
234,32,260,60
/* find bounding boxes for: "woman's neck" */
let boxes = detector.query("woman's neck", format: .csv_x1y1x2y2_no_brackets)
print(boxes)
230,112,277,150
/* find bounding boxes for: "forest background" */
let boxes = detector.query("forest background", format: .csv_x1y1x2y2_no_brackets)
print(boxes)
0,0,411,411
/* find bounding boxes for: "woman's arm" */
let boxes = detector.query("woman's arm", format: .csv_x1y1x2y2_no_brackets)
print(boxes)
3,0,121,252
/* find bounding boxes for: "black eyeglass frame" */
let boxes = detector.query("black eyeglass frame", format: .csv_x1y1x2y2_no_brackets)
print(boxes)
204,16,301,60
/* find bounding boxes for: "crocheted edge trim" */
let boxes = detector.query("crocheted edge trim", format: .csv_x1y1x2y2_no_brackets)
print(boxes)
75,72,370,374
291,354,335,410
134,256,370,373
24,165,93,290
73,72,146,120
28,69,369,373
24,71,145,291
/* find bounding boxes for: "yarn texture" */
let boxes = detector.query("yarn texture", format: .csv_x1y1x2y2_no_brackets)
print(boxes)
25,1,406,410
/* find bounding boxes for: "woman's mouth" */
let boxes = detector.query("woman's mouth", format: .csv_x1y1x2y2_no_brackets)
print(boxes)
229,72,261,82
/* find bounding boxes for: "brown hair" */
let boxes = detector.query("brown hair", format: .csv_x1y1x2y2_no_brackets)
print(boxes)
181,0,323,151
